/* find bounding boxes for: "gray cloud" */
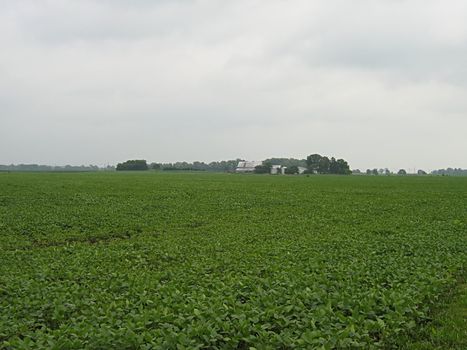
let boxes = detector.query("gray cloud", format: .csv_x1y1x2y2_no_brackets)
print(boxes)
1,0,466,170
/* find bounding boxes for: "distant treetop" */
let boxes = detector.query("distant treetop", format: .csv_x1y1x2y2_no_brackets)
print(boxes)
431,168,467,176
306,154,351,175
0,164,112,172
116,160,148,171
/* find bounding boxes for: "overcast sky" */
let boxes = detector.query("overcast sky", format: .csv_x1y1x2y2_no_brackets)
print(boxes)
1,0,466,171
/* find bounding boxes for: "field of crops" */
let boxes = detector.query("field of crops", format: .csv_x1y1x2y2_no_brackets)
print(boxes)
0,172,466,349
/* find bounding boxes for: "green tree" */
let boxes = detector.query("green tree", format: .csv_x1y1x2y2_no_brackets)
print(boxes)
318,157,331,174
285,165,299,174
306,154,351,175
335,159,351,174
398,169,407,175
306,154,322,174
116,160,148,171
254,164,271,174
254,163,272,174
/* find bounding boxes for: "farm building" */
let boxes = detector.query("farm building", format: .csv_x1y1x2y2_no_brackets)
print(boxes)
237,162,308,175
236,161,263,173
271,165,287,175
272,165,307,175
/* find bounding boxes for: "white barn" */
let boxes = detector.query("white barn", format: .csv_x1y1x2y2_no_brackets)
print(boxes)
236,161,263,173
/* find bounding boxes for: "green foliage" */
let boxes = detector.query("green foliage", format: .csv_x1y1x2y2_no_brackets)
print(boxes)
306,154,351,175
431,168,467,176
0,164,109,172
319,156,331,173
156,160,242,172
254,163,272,174
0,173,466,349
116,160,148,171
150,163,161,170
397,278,467,349
306,154,322,173
284,165,299,175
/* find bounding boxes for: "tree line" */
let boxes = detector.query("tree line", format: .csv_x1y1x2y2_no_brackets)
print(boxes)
252,154,351,175
352,168,465,176
115,155,352,174
154,160,241,172
12,159,458,176
116,160,149,171
0,164,114,172
116,159,242,172
431,168,467,176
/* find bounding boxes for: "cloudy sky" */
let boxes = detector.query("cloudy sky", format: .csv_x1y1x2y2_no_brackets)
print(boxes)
1,0,466,171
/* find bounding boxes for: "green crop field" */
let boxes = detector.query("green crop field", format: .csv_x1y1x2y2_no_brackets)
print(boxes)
0,172,466,349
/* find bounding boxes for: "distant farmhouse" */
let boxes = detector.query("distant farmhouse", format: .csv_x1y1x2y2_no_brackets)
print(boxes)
235,161,263,173
236,161,307,175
